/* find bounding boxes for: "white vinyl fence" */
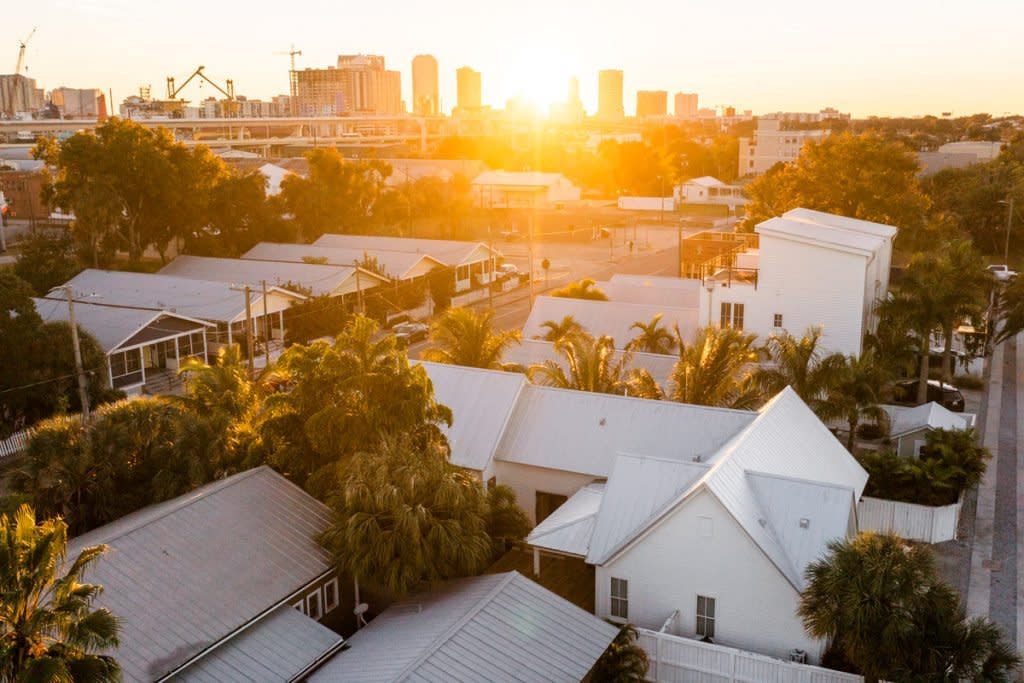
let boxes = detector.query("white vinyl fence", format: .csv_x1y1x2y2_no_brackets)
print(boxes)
857,496,960,543
0,428,33,461
637,629,864,683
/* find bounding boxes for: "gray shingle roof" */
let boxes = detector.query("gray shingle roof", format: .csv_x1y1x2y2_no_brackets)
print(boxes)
309,572,618,682
67,467,334,682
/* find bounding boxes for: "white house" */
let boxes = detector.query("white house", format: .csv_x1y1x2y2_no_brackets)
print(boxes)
677,176,746,207
242,242,446,283
880,402,975,458
258,162,294,196
471,170,582,209
601,274,702,308
696,208,897,356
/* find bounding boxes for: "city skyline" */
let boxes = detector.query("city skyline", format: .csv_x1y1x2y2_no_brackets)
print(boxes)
6,0,1024,117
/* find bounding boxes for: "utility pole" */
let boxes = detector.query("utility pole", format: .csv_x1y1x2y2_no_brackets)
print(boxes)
261,280,271,370
528,207,536,307
353,262,365,315
1004,196,1014,264
487,226,495,310
53,286,91,422
232,285,256,376
677,219,684,278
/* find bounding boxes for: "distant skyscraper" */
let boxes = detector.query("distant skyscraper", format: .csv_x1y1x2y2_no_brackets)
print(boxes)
456,66,482,111
412,54,439,115
674,92,698,119
597,70,624,121
636,90,668,118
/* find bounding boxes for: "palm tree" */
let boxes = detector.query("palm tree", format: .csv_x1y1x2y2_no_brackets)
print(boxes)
628,314,676,355
754,326,834,402
550,278,608,301
528,331,644,396
177,344,258,420
422,307,522,369
0,505,120,681
666,326,762,409
815,350,888,452
934,240,990,382
590,624,649,682
538,315,584,342
996,274,1024,343
318,433,493,597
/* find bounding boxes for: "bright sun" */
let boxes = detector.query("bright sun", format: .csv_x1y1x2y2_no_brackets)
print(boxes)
501,50,577,112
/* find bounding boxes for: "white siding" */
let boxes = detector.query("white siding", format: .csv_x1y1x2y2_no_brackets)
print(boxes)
596,490,824,663
494,461,596,525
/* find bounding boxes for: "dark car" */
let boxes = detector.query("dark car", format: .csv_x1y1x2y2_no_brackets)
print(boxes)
893,379,965,412
393,322,429,345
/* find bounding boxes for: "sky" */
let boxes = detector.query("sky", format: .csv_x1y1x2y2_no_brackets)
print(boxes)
7,0,1024,118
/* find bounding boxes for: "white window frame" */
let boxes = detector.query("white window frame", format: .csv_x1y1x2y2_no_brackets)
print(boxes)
306,590,323,620
696,595,716,639
292,600,305,614
773,313,783,329
610,577,628,621
323,578,340,613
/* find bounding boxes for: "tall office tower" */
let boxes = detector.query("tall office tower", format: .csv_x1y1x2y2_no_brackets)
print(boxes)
597,69,624,121
674,92,699,119
412,54,439,115
636,90,668,118
456,66,482,111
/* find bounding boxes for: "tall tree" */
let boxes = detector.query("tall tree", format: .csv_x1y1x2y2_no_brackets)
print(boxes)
628,314,676,355
933,240,990,381
538,315,584,342
815,350,888,452
422,307,522,369
666,326,762,408
996,274,1024,343
753,326,833,403
0,505,120,681
528,331,657,398
550,278,609,301
12,230,82,296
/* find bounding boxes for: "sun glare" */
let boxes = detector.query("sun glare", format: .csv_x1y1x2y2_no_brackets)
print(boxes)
501,50,577,113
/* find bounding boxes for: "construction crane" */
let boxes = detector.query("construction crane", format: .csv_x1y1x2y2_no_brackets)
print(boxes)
166,65,235,101
273,45,302,116
273,44,302,74
14,27,36,75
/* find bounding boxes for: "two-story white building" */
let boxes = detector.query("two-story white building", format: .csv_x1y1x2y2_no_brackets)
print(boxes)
738,117,826,176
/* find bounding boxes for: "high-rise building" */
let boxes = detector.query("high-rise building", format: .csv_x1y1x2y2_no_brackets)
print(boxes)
597,70,624,121
294,55,402,116
636,90,667,118
674,92,698,119
456,66,482,111
0,74,44,117
412,54,439,116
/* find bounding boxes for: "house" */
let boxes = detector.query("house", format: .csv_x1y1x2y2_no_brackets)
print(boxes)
242,242,446,283
380,158,488,187
313,234,501,292
65,467,344,682
307,571,618,682
258,162,294,196
521,296,699,350
600,274,702,308
501,339,678,388
158,255,390,300
737,117,827,176
527,388,868,663
880,402,975,457
33,298,213,395
697,208,897,355
60,269,306,348
470,170,582,209
677,176,746,207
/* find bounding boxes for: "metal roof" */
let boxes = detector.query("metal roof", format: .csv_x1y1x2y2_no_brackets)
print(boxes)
471,170,573,188
172,605,343,682
159,255,388,297
242,242,446,281
782,207,898,240
604,273,703,308
684,176,731,188
313,234,499,266
32,298,209,353
61,269,304,323
501,339,678,387
526,483,605,557
66,467,334,682
495,384,755,477
522,296,699,350
880,402,971,438
308,572,618,683
756,217,883,256
417,362,527,471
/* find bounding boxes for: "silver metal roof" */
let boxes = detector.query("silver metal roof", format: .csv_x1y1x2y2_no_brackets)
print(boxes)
783,207,898,240
502,339,677,386
313,234,498,266
172,605,342,682
242,242,445,281
418,362,527,471
757,210,894,256
522,296,699,350
604,274,702,308
308,572,618,683
880,402,971,438
67,467,334,682
495,384,755,477
158,255,388,297
526,483,604,557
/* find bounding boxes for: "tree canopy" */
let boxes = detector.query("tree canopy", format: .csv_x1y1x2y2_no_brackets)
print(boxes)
422,307,521,369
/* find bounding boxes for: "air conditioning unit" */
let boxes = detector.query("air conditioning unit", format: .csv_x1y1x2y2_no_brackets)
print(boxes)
788,649,808,663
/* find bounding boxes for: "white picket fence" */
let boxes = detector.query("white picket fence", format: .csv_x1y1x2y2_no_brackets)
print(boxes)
857,496,960,543
0,428,33,461
637,628,863,683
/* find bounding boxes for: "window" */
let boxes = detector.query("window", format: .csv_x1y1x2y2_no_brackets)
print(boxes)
696,595,715,639
732,304,744,330
535,491,568,524
306,590,323,620
456,264,471,281
720,303,744,330
720,302,732,328
292,600,305,614
610,578,628,620
773,313,783,329
323,578,339,613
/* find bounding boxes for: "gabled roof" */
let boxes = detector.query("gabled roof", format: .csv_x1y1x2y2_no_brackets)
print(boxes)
684,175,731,188
313,234,499,266
756,208,897,258
61,269,304,323
258,162,294,196
242,242,446,281
522,296,699,350
417,362,527,471
471,170,572,188
158,255,389,297
501,339,677,386
33,298,211,353
527,483,605,557
308,572,617,683
880,402,971,438
67,467,334,682
495,384,754,477
603,274,702,308
782,208,898,240
171,605,343,682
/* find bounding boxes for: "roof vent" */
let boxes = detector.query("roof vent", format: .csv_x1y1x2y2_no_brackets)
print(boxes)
598,417,606,426
799,518,810,529
692,455,702,463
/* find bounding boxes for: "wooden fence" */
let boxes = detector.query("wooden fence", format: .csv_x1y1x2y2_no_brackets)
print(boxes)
637,628,864,683
857,496,960,543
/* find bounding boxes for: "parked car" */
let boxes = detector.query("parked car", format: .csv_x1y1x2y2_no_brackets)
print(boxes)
892,379,965,412
393,321,429,345
498,263,519,276
987,264,1018,282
